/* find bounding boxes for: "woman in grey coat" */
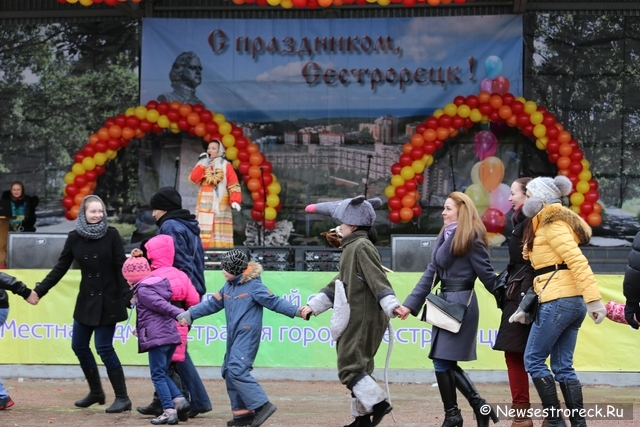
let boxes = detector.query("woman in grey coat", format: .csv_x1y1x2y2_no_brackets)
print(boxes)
397,191,499,427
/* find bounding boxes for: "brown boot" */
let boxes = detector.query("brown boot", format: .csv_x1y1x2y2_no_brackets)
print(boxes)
511,403,533,427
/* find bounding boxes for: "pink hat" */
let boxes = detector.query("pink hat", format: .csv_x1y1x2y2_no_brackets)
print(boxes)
122,248,151,284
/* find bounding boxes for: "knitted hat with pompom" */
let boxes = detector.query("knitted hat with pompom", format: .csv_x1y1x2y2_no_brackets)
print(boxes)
122,248,151,284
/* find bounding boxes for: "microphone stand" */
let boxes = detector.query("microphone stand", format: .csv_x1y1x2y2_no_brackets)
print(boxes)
259,165,266,247
364,154,373,198
173,156,180,189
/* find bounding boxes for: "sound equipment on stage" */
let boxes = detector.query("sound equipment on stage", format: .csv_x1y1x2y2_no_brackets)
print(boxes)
203,249,228,270
391,235,437,272
7,232,78,269
248,247,295,271
304,248,342,272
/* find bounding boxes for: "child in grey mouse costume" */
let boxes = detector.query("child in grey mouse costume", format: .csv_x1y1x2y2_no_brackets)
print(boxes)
303,195,401,427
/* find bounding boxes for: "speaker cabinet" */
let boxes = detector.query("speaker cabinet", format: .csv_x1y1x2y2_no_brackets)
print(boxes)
391,235,437,272
7,232,76,269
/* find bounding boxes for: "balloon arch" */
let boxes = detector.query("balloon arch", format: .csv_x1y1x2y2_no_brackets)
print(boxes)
61,100,283,228
385,91,603,233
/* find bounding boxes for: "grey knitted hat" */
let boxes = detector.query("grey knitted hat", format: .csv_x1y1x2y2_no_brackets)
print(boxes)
305,195,382,227
523,175,572,218
220,248,248,276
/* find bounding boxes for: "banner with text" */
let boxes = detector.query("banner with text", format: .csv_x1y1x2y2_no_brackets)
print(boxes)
1,270,634,372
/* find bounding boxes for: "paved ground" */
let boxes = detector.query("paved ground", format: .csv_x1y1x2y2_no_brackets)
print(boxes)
1,377,638,426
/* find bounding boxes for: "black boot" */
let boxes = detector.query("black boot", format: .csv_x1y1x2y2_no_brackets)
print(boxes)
75,367,106,408
559,380,587,427
344,415,372,427
136,392,163,416
435,370,463,427
532,375,566,427
452,366,498,427
105,368,132,413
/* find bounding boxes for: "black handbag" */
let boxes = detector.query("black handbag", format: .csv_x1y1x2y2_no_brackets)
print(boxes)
420,274,473,334
519,266,563,323
494,265,527,309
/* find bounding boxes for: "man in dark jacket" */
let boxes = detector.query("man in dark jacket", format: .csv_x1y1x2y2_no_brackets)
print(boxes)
623,231,640,329
0,272,38,409
136,186,212,419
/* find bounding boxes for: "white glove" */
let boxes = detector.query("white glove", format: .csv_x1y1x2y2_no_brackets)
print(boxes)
509,307,528,324
176,310,193,326
197,153,210,167
231,202,241,212
586,300,606,324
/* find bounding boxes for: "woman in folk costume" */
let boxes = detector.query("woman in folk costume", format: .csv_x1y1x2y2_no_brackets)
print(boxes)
302,196,402,427
189,139,242,248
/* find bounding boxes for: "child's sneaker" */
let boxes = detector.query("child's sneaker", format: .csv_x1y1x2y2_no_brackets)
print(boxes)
0,396,14,410
173,397,191,422
150,409,179,425
227,415,255,426
250,402,277,427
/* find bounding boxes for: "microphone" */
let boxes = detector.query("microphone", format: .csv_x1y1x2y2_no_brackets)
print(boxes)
175,156,180,169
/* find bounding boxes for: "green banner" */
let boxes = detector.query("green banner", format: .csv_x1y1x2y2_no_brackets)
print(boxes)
0,270,634,371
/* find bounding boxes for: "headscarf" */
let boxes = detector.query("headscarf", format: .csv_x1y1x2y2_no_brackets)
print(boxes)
76,195,109,240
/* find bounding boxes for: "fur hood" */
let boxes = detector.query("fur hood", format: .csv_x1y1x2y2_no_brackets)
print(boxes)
239,261,263,284
535,203,592,245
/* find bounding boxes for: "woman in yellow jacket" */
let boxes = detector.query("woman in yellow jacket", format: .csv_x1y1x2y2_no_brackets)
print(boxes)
510,175,606,427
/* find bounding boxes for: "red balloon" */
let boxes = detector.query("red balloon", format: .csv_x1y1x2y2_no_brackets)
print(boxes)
205,122,219,135
95,165,106,176
567,174,579,189
251,210,263,221
481,208,506,234
546,126,559,140
107,138,121,150
438,115,452,129
411,204,423,218
423,141,437,155
264,220,276,230
391,163,402,175
569,149,584,162
231,126,244,138
83,144,97,157
253,200,266,211
199,110,213,123
589,179,599,191
415,174,424,184
104,118,115,128
177,118,190,131
62,196,75,209
425,117,439,130
410,147,425,160
478,103,493,116
66,184,79,197
262,174,273,187
395,186,408,199
542,113,557,127
548,153,560,164
167,109,180,122
74,152,86,163
115,114,126,128
139,119,153,132
388,196,402,211
399,154,413,167
192,104,205,114
74,175,88,188
125,116,140,129
580,201,594,215
405,180,417,191
64,210,76,221
85,170,98,182
502,93,515,105
516,113,531,127
569,161,583,175
261,161,273,175
156,102,170,115
416,124,427,135
389,210,401,223
585,190,599,203
465,95,479,110
453,96,465,106
451,115,465,130
546,140,560,154
235,137,248,150
510,101,524,115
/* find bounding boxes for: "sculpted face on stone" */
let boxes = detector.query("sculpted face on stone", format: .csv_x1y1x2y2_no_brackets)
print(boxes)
158,51,204,105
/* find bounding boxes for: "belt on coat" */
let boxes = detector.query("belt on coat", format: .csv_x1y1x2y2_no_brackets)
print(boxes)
440,280,474,292
534,263,568,277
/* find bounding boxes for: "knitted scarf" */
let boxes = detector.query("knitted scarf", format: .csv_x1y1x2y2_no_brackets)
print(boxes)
75,197,109,240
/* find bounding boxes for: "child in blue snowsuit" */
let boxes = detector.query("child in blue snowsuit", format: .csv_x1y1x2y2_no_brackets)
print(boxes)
177,249,306,427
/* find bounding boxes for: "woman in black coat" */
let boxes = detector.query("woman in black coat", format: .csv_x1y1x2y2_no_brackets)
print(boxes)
2,181,39,232
492,177,534,427
34,195,132,413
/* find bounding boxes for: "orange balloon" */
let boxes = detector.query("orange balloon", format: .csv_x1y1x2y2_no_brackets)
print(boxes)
558,131,571,144
401,195,415,208
498,105,512,120
247,178,262,192
557,156,571,170
318,0,332,6
400,207,414,221
478,156,505,192
187,112,201,126
251,191,262,201
89,134,99,145
179,104,193,117
121,127,135,140
98,127,110,141
423,129,437,142
402,143,414,155
558,143,573,157
108,125,122,139
587,213,602,227
411,134,425,147
436,127,450,141
69,206,80,220
194,123,207,137
593,202,602,214
249,152,264,166
478,91,491,104
557,168,570,177
248,165,262,179
74,193,85,206
247,143,260,154
170,101,181,110
489,95,503,110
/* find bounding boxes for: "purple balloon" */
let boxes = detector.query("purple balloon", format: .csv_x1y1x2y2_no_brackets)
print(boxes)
473,130,498,160
490,120,508,136
480,78,493,93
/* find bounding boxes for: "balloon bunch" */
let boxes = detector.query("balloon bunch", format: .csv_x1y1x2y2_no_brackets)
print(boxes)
229,0,466,8
387,90,602,228
56,0,141,5
61,100,282,228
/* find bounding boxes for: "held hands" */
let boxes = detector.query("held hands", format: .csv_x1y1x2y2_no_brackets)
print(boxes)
26,290,39,305
299,305,314,320
231,202,241,212
624,302,640,329
586,300,607,324
394,305,411,320
509,307,528,324
176,310,193,327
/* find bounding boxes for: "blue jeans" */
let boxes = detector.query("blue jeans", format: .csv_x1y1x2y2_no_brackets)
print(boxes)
0,308,8,399
176,351,211,411
432,358,456,373
149,345,183,410
71,320,122,372
524,296,586,382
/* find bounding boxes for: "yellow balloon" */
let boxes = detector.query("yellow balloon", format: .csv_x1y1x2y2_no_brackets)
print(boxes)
391,174,405,188
533,124,547,139
157,115,170,128
232,159,241,168
384,185,396,199
146,109,160,124
444,103,457,117
267,182,282,195
576,180,590,194
106,149,117,160
578,169,592,182
523,101,537,114
266,194,280,208
80,0,93,6
400,166,415,181
67,0,79,3
219,122,232,135
377,0,390,5
581,158,590,170
82,157,96,171
72,163,85,176
457,104,471,119
464,184,490,216
530,111,544,125
270,173,278,183
125,107,136,117
267,0,280,5
170,123,180,134
433,109,444,119
134,106,148,120
423,155,434,167
515,96,526,104
94,152,108,166
222,134,236,148
469,108,483,123
570,192,585,206
281,0,294,7
535,138,547,150
213,113,226,124
226,146,238,161
470,161,482,185
411,160,426,175
264,207,277,220
64,172,76,185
